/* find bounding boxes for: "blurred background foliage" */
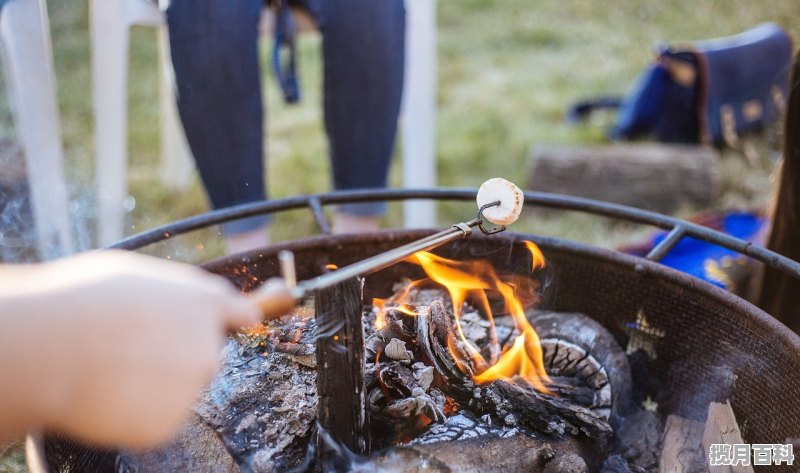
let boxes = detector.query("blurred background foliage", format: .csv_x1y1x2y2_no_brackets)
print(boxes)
26,0,800,262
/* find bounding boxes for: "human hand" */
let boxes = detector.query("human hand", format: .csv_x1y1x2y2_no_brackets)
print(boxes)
0,251,292,448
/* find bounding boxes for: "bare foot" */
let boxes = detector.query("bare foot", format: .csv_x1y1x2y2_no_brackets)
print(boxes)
332,213,381,234
225,226,270,254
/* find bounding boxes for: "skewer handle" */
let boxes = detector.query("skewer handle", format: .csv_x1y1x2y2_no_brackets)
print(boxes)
250,278,296,319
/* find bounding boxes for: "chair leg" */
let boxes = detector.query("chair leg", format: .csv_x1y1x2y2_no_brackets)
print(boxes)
157,27,194,190
402,0,437,228
0,0,73,259
92,0,130,246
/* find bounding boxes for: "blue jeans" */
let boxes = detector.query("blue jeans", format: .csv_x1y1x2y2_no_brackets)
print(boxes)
165,0,405,234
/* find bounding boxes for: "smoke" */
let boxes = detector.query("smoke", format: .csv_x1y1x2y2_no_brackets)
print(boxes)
0,142,96,263
0,54,37,263
0,174,97,263
0,59,151,262
0,139,37,262
66,188,96,255
0,53,95,262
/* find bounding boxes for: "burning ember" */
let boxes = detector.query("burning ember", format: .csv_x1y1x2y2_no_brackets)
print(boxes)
373,240,551,393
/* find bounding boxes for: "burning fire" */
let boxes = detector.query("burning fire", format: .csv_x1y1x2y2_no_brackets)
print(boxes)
375,241,552,393
373,278,430,331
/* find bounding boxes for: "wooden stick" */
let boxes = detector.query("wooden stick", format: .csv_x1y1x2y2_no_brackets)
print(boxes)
314,278,369,455
659,415,707,473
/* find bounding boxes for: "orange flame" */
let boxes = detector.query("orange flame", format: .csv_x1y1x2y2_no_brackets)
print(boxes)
372,278,430,330
523,240,546,271
372,297,389,330
400,241,551,392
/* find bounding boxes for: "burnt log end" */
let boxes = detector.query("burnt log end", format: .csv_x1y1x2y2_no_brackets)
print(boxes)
315,278,369,455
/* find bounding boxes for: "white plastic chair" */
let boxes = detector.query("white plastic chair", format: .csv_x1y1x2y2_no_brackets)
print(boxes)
402,0,437,228
91,0,193,246
92,0,437,246
0,0,73,259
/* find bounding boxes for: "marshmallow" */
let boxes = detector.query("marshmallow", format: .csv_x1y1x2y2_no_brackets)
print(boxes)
476,178,524,226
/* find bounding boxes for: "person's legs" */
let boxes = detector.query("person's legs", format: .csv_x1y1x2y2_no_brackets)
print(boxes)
308,0,406,232
165,0,270,251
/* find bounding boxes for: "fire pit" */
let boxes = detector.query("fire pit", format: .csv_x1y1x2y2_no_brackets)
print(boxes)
39,189,800,472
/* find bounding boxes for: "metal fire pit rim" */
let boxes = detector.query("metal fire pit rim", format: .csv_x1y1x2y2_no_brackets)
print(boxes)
108,187,800,283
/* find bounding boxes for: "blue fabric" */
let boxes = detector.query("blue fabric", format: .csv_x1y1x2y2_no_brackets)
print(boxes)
611,64,670,140
645,212,766,288
612,58,699,143
165,0,405,234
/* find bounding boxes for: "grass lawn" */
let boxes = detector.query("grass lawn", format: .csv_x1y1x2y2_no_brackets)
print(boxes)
2,0,800,468
26,0,799,262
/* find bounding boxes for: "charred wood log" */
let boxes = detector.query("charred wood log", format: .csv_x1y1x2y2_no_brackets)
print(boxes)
546,376,600,407
472,378,614,438
612,408,663,472
415,300,476,398
354,433,589,473
413,413,520,443
407,413,595,471
314,278,369,455
364,305,449,447
366,359,446,447
365,308,417,360
530,311,632,420
378,361,416,397
414,302,615,438
542,453,590,473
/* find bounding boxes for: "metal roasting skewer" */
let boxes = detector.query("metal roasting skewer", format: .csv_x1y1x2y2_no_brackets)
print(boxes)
251,179,523,317
281,201,504,300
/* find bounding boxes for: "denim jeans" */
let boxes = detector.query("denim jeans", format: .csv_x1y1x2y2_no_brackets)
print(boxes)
165,0,405,234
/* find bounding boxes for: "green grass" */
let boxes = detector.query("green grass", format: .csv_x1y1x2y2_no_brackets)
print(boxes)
24,0,799,262
2,1,800,467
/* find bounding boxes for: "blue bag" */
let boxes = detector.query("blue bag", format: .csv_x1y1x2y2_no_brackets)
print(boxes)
571,24,794,145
